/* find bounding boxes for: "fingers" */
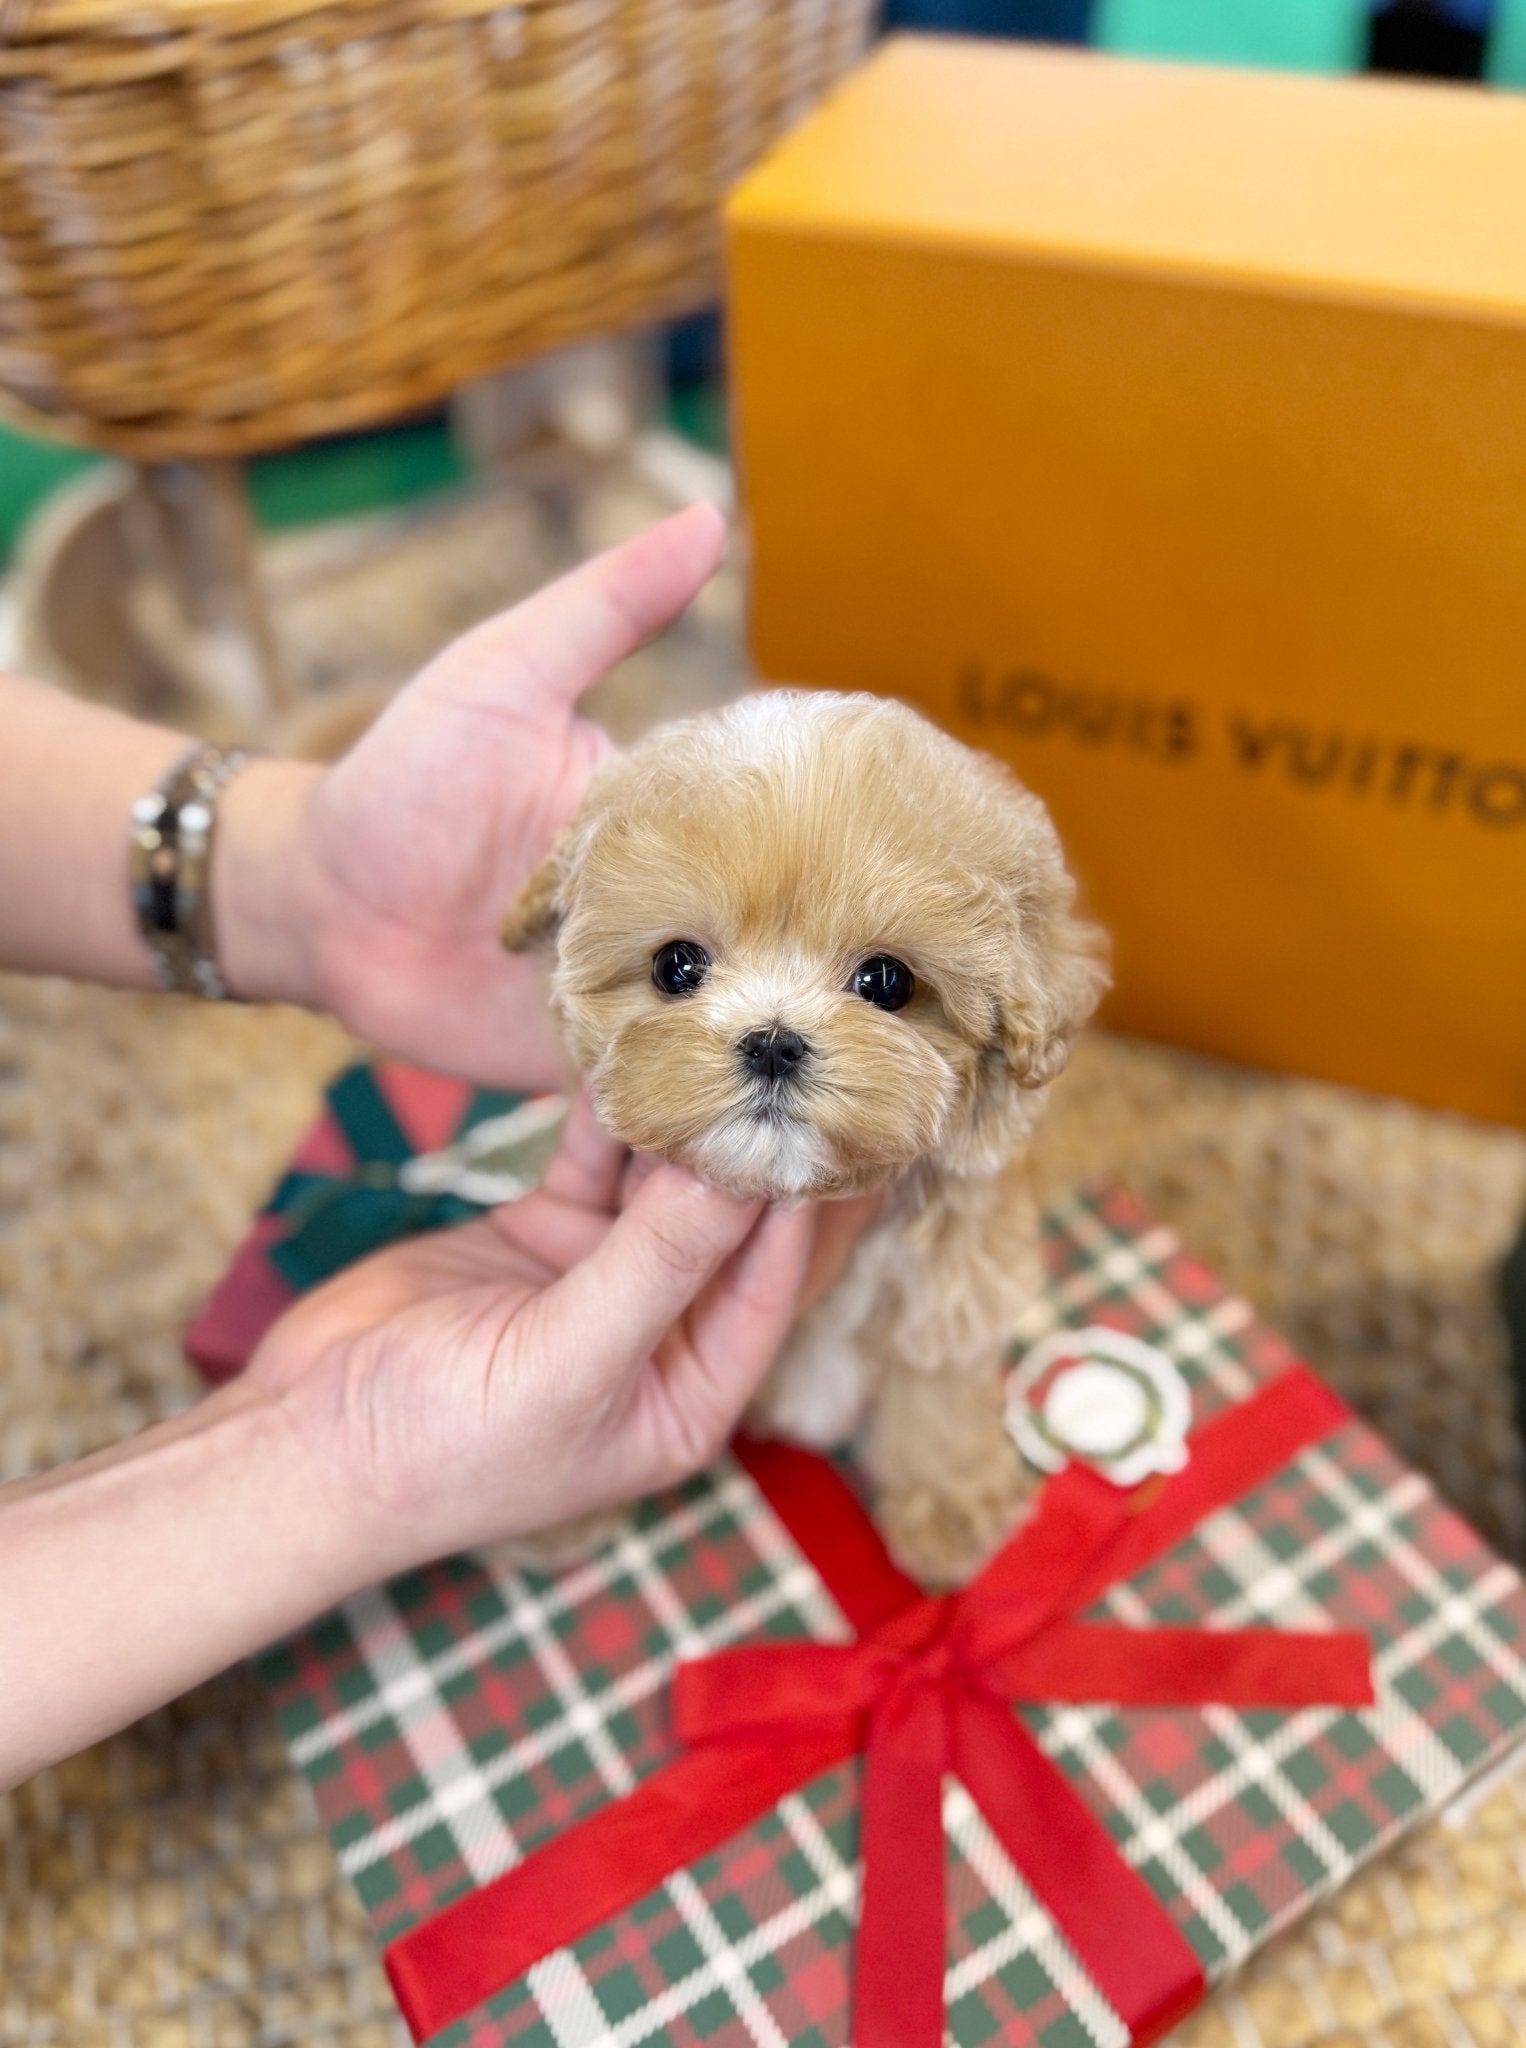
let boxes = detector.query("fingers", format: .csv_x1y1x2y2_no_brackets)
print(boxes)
618,1147,661,1209
421,505,727,717
541,1163,763,1382
489,1094,626,1276
797,1190,884,1314
537,1092,626,1211
666,1201,816,1444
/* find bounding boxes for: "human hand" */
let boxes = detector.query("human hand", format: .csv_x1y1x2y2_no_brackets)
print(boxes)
247,1096,823,1576
0,1094,884,1788
216,505,726,1088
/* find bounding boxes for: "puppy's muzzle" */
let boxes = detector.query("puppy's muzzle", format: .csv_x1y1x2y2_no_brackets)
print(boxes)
737,1025,811,1087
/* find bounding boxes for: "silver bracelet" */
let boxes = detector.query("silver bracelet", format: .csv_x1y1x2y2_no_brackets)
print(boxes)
130,742,258,999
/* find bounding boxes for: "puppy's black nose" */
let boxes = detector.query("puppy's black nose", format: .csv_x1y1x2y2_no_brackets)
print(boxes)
738,1026,811,1083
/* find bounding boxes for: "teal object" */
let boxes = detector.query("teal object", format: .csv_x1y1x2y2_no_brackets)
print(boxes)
669,381,729,456
1094,0,1367,72
265,1065,525,1292
1487,0,1526,81
0,423,100,562
250,416,469,533
0,414,469,569
3,376,716,569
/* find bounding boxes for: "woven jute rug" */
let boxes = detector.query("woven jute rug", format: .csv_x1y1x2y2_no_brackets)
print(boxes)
4,463,1526,2048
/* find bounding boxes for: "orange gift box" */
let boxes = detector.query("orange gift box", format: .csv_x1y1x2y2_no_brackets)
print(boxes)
728,38,1526,1127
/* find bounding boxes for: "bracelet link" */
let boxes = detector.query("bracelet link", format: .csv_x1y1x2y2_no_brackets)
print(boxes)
130,742,258,999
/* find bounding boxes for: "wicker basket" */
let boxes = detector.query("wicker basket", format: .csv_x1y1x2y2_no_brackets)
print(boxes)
0,0,875,458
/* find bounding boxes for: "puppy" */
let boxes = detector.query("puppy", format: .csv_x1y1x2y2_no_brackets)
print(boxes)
502,690,1107,1585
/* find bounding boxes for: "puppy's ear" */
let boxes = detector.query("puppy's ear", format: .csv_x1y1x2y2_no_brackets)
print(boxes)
500,838,569,954
1000,903,1110,1088
992,791,1110,1089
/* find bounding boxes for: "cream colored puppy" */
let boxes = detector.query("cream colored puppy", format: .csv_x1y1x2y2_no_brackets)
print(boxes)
503,691,1107,1585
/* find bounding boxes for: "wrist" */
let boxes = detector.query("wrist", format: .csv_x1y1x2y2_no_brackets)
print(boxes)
267,1355,434,1586
210,756,328,1007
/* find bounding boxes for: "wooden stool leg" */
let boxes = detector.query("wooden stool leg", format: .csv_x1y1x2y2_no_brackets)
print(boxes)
453,338,661,472
125,459,292,737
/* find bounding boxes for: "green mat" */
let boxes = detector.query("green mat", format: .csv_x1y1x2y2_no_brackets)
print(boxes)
0,415,469,569
0,430,99,562
0,379,725,570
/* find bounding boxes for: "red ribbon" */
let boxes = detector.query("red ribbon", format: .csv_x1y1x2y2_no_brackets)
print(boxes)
386,1366,1372,2045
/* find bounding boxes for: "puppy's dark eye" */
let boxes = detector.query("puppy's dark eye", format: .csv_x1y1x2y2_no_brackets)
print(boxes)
653,940,710,997
851,955,915,1012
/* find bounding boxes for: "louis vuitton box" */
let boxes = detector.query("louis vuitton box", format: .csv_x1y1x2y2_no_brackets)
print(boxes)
729,37,1526,1125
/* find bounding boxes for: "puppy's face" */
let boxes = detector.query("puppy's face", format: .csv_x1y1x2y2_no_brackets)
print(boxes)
504,693,1106,1201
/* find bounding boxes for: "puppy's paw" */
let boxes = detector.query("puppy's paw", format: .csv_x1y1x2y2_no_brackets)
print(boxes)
477,1510,625,1578
877,1460,1036,1589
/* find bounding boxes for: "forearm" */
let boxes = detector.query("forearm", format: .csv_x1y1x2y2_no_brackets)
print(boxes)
0,674,186,986
0,1383,373,1788
0,672,322,1003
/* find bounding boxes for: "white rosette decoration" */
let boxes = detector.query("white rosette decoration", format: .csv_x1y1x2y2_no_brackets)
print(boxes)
1006,1325,1193,1488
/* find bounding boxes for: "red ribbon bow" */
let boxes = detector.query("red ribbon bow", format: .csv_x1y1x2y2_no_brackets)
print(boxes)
387,1366,1372,2045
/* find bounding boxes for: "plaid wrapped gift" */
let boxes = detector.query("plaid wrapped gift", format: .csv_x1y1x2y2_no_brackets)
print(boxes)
185,1061,563,1381
191,1063,1526,2048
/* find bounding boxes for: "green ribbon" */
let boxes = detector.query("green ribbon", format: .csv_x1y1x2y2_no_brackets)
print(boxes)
266,1065,529,1294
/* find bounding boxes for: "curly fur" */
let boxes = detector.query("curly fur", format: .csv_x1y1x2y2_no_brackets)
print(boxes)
503,691,1108,1583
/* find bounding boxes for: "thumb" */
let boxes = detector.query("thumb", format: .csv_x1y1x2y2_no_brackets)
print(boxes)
414,504,727,718
540,1163,765,1384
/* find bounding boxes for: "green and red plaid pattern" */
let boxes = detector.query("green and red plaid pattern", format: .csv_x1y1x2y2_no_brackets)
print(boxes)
252,1174,1526,2048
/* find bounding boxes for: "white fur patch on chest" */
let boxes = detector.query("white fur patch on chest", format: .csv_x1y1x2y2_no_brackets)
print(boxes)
751,1214,902,1447
757,1334,866,1448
